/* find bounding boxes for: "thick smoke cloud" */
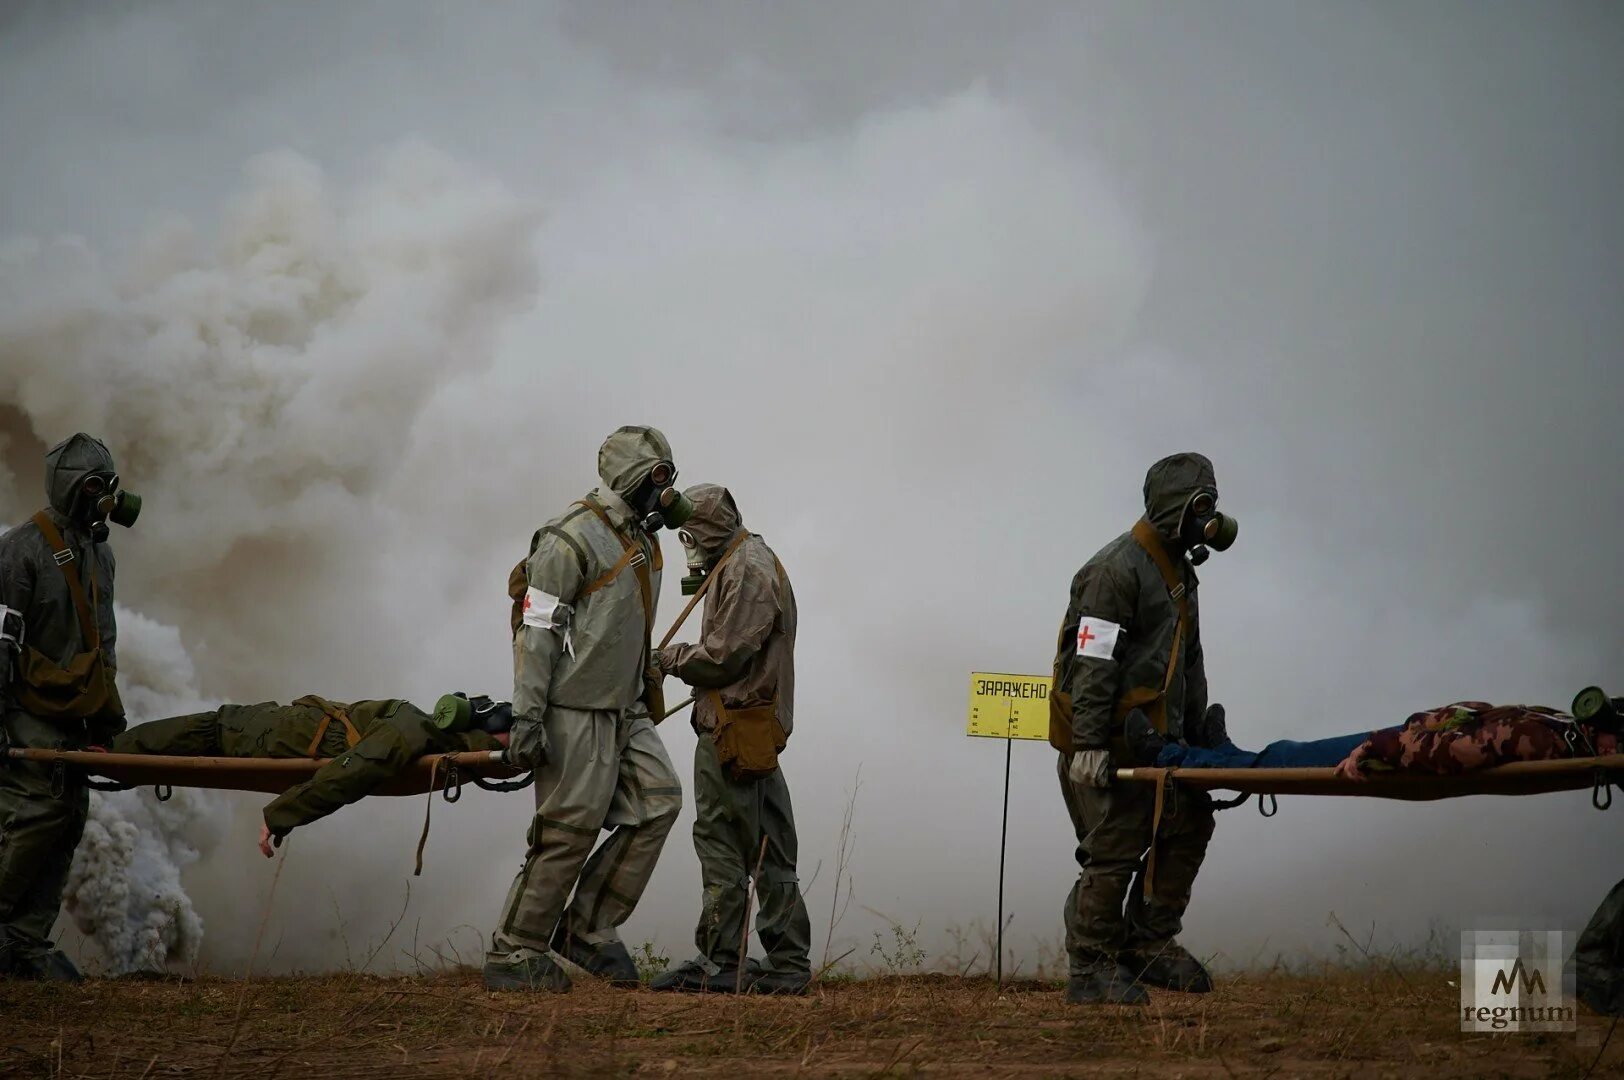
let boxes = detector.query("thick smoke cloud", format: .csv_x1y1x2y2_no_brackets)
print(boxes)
1,1,1619,974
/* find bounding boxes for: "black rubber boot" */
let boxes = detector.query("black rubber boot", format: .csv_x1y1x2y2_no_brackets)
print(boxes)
648,958,745,994
1,947,85,984
39,949,84,984
746,967,811,996
482,949,573,993
552,929,641,987
1127,943,1213,993
1187,703,1229,750
1123,709,1168,767
1064,963,1149,1005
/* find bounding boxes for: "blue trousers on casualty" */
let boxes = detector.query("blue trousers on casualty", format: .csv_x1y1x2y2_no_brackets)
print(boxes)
1154,730,1378,770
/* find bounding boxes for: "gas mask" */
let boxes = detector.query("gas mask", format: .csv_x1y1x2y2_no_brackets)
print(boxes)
72,472,142,543
1573,687,1623,735
631,461,694,533
433,693,516,735
679,529,708,595
1178,489,1238,567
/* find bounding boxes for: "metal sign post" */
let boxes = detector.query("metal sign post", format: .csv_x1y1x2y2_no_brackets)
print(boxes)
966,672,1051,988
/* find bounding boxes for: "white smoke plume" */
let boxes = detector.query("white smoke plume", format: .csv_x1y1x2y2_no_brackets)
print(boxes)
0,143,542,697
60,609,222,975
0,145,544,972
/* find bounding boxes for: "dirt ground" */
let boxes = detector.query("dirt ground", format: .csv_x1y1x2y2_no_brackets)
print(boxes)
1,967,1618,1078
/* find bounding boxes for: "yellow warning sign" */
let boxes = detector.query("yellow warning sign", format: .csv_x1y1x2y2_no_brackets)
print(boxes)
966,672,1052,741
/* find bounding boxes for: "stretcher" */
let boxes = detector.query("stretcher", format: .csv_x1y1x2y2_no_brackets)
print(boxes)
1117,753,1624,813
1,747,530,799
1114,754,1623,895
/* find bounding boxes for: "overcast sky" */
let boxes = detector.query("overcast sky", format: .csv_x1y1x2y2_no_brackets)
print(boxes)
2,1,1620,973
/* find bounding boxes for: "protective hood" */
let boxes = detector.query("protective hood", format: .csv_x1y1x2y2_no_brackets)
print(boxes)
45,433,117,518
1143,452,1218,540
681,483,744,557
597,425,675,499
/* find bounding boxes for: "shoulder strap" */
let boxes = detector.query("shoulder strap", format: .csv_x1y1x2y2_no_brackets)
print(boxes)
657,530,751,651
31,511,99,651
1131,519,1190,700
293,695,363,757
574,498,658,605
574,498,657,638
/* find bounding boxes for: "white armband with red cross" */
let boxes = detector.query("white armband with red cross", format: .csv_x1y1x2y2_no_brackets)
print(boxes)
1075,617,1121,660
0,604,22,651
521,588,575,657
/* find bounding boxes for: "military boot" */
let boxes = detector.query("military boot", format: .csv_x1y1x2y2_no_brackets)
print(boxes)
482,947,572,993
38,949,84,983
1123,710,1169,767
746,962,810,996
1065,962,1149,1005
1186,703,1229,750
0,939,84,984
551,927,640,987
1127,941,1213,993
648,957,745,994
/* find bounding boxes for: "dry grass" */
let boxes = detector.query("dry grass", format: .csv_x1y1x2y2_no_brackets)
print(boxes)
0,966,1617,1078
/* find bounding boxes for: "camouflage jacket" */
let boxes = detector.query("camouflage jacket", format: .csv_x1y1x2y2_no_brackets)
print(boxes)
262,699,500,835
1338,702,1619,776
116,698,499,835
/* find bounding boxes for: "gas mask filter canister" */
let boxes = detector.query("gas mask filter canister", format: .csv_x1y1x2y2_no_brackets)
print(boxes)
638,461,694,532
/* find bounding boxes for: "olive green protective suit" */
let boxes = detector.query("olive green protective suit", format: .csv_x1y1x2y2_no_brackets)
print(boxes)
1054,453,1218,977
491,427,683,962
111,698,501,836
656,485,810,976
0,434,124,975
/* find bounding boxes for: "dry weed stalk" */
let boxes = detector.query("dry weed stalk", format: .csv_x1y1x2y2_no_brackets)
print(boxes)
815,766,861,983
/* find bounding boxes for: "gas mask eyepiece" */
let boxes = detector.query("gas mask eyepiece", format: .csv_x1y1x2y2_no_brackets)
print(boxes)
637,462,693,532
75,472,142,541
1180,490,1238,565
679,528,707,595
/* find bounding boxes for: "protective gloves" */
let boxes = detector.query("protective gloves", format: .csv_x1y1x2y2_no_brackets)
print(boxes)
503,715,551,772
1067,747,1113,789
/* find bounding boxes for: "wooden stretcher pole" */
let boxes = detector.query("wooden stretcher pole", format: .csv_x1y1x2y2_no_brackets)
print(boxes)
1112,754,1624,801
3,746,525,797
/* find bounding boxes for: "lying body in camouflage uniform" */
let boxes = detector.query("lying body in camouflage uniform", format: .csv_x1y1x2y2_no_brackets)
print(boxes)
1334,702,1619,779
112,697,502,846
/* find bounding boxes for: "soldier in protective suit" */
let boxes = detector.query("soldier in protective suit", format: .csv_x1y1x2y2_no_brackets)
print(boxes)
112,693,512,856
0,434,137,981
1051,452,1238,1005
649,485,812,995
483,426,689,993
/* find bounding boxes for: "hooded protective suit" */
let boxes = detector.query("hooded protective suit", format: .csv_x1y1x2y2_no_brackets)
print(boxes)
0,434,125,979
112,697,502,837
1577,875,1624,1016
652,485,810,989
1051,452,1220,992
486,426,684,990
